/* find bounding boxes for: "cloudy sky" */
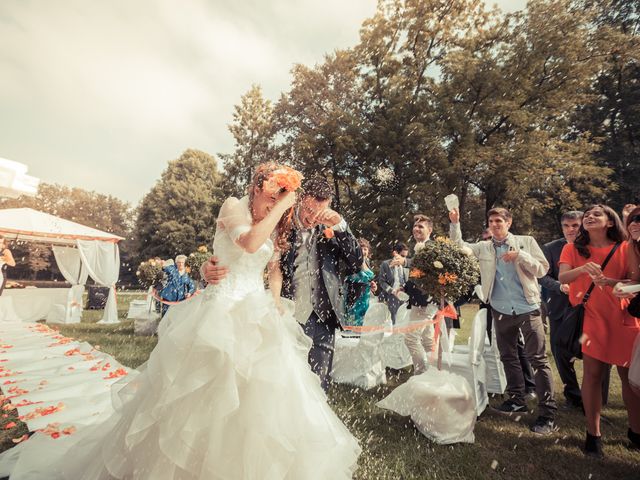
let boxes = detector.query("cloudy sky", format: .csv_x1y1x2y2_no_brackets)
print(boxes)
0,0,526,206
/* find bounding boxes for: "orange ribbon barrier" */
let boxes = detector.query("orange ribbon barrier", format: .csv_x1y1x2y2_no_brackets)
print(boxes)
150,289,202,306
342,304,457,335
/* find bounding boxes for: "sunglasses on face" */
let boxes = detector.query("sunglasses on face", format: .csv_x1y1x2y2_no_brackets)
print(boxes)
629,215,640,224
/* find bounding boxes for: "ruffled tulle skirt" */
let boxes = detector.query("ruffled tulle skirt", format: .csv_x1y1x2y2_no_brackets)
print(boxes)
1,288,361,479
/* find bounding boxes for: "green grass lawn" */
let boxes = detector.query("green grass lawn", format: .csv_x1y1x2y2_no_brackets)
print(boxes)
1,299,639,479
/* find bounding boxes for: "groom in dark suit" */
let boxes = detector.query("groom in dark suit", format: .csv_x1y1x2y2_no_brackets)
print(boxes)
279,176,363,391
203,176,363,392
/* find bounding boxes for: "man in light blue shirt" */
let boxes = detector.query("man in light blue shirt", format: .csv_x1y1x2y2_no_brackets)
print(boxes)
450,207,557,435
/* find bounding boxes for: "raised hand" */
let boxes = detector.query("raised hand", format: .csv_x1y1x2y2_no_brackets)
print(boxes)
276,191,297,212
389,253,405,267
315,208,342,228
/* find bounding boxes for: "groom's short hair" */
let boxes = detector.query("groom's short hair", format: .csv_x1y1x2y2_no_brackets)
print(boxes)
302,176,334,201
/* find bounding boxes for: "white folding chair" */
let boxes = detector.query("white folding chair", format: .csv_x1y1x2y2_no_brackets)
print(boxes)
452,310,507,395
439,308,489,416
380,304,412,369
331,302,388,389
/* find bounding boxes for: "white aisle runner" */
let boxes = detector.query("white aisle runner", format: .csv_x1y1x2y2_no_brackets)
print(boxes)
0,322,135,440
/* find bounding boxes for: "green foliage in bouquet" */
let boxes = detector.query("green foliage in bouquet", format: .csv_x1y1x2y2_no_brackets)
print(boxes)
136,259,164,290
408,237,480,303
186,245,210,283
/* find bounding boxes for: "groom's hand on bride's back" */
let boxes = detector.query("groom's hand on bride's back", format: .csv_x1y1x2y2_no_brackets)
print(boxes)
202,256,229,285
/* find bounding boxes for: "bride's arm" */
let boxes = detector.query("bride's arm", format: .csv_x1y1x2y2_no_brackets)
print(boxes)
236,192,295,254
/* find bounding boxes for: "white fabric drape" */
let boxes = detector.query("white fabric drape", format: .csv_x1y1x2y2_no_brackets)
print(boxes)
52,246,89,324
76,240,120,324
52,246,89,286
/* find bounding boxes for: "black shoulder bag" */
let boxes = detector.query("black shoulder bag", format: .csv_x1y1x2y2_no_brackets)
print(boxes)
557,242,621,360
628,293,640,318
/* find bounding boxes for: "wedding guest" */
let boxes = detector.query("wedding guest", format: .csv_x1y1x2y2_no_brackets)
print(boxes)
401,214,439,375
450,207,557,435
343,238,377,327
622,203,637,224
616,207,640,402
378,242,409,323
559,204,640,456
0,236,16,296
539,210,585,409
160,255,196,316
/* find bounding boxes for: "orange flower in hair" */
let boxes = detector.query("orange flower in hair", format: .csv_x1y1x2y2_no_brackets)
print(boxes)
263,166,304,195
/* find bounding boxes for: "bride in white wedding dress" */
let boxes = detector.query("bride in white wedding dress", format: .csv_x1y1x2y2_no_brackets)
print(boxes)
0,163,361,479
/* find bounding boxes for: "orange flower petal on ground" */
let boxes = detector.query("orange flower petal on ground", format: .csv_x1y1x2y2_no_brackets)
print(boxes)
104,368,128,380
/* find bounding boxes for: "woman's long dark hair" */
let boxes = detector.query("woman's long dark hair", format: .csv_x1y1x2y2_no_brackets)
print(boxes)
573,204,627,259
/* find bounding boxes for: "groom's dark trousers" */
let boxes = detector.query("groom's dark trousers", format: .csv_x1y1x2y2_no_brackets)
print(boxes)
303,311,335,392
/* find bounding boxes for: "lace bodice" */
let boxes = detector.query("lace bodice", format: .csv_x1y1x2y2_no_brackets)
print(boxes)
206,196,275,301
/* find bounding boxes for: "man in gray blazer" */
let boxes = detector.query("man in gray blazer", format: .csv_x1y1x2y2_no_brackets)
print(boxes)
378,242,410,323
279,177,363,391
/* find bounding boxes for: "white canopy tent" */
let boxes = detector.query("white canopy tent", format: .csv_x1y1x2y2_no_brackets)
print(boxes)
0,208,124,324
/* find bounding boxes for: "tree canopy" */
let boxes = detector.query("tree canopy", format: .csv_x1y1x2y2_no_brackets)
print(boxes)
133,149,224,261
221,0,638,257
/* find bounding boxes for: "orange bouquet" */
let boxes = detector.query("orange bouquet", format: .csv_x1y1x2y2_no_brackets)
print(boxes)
263,167,304,195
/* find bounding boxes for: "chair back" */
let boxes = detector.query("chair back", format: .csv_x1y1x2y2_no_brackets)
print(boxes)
359,302,388,345
468,308,487,365
394,304,410,327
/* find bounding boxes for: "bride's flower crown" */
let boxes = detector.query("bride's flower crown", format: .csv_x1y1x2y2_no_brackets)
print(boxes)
263,166,304,195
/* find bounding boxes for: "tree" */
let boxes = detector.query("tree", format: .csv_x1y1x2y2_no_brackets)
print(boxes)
572,0,640,211
220,85,276,197
134,149,224,260
275,49,366,211
219,0,628,255
437,0,613,239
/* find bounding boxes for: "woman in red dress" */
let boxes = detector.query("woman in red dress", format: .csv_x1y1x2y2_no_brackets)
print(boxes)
559,205,640,457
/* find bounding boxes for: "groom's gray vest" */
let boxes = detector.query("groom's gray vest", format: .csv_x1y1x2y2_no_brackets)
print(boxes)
281,224,363,330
